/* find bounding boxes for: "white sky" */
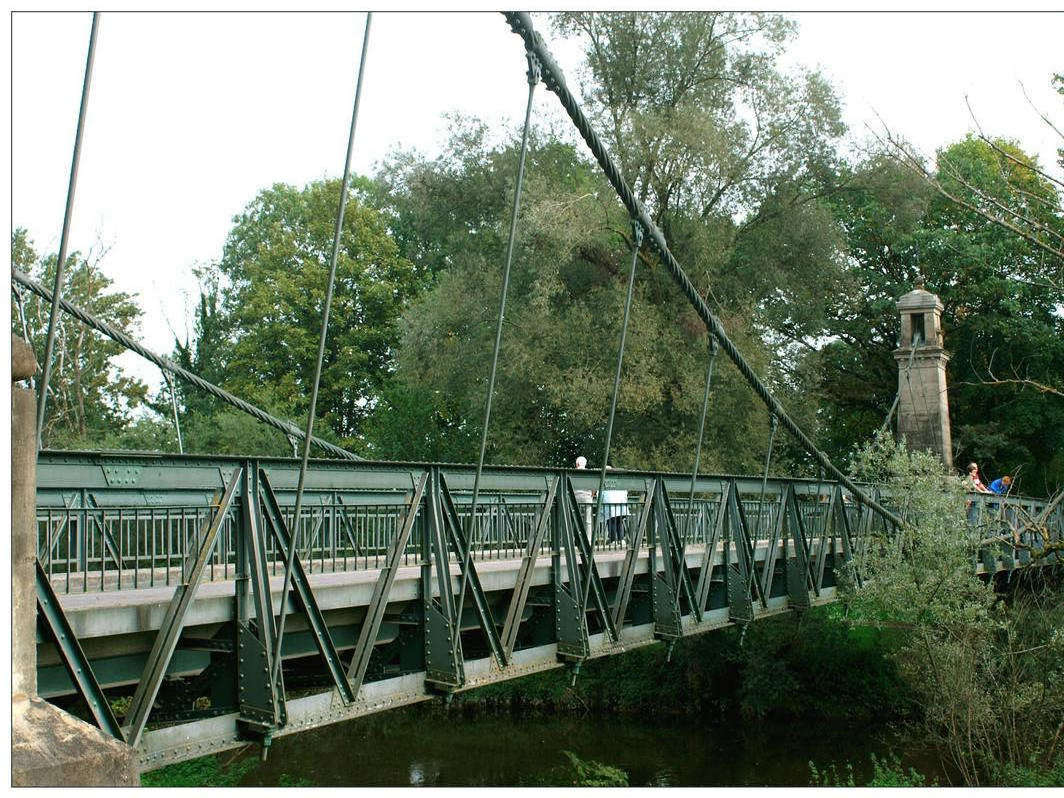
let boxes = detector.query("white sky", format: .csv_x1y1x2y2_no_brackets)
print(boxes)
9,9,1064,393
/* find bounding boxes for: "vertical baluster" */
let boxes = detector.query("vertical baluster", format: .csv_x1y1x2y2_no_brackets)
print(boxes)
374,507,380,569
330,495,337,572
133,509,139,589
357,506,363,571
43,509,51,572
45,509,53,575
65,509,72,594
98,511,105,592
181,511,189,582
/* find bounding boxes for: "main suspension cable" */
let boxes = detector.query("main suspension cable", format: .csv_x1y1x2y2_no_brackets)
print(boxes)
11,268,361,460
502,12,902,529
453,46,541,662
275,11,373,689
37,11,99,448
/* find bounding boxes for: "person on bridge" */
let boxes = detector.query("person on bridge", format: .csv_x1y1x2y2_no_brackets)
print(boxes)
963,462,992,494
986,474,1018,533
988,475,1013,495
963,462,992,525
573,456,593,531
599,465,630,544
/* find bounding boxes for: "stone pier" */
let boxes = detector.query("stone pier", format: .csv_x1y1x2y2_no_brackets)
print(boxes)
10,334,139,786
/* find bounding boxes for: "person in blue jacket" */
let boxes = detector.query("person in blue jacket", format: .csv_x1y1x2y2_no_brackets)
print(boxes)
988,475,1012,495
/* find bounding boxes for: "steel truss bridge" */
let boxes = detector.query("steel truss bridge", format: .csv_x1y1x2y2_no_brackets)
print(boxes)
15,9,1064,777
34,450,1061,770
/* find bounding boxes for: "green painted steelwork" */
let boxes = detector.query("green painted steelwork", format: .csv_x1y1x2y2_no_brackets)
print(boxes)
31,451,1060,770
123,467,242,747
35,559,124,740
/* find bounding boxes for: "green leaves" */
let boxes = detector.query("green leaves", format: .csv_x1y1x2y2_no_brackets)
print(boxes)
216,179,418,448
11,228,150,449
816,139,1064,488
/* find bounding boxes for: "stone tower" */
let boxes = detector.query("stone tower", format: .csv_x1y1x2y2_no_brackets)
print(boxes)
894,282,953,466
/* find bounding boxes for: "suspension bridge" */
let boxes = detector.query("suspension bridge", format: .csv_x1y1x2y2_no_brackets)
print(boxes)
11,11,1063,781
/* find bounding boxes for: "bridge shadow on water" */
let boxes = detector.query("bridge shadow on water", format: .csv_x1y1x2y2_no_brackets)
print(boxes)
231,703,947,787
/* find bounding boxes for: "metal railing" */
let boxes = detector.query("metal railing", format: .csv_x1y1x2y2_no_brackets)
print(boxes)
35,451,1059,594
36,485,844,594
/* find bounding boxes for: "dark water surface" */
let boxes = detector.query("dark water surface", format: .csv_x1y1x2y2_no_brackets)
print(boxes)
238,706,944,787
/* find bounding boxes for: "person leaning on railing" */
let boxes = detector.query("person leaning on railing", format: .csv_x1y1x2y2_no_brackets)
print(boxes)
963,462,993,495
963,462,992,525
599,465,630,544
987,475,1021,544
988,475,1012,496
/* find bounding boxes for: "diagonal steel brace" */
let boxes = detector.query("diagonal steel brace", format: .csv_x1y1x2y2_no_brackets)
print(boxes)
258,469,355,705
123,466,242,748
344,471,429,696
35,559,124,740
500,476,559,660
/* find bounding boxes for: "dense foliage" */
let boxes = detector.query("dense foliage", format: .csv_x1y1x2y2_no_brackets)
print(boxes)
12,13,1062,490
11,229,150,450
842,438,1064,785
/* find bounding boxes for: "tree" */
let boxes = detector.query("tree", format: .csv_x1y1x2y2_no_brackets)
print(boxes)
843,438,1064,786
814,139,1064,492
10,228,150,448
553,11,850,346
369,127,779,472
368,12,852,473
213,178,418,449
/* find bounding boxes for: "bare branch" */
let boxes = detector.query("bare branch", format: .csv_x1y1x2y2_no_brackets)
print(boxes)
964,94,1064,190
869,120,1064,263
1019,80,1064,143
955,377,1064,399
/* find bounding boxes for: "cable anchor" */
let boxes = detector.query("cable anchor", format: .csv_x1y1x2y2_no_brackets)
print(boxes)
525,48,542,87
631,218,644,249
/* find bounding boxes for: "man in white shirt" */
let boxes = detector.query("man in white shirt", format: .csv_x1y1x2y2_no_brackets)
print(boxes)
599,466,629,543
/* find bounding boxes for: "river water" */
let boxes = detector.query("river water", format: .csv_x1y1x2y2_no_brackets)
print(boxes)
236,705,945,787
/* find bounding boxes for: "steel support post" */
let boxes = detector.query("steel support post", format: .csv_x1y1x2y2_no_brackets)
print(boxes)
781,485,813,610
422,469,463,691
553,482,588,661
648,480,682,640
724,482,756,623
236,464,286,745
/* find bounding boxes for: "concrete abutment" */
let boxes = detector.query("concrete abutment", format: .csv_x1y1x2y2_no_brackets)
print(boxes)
10,334,139,786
